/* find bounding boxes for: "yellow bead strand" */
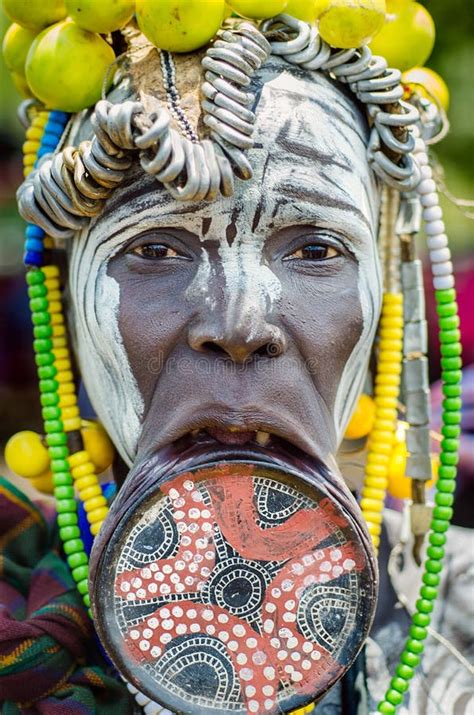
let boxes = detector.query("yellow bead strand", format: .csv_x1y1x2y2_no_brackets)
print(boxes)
68,450,108,536
43,265,109,536
23,110,49,177
360,293,404,553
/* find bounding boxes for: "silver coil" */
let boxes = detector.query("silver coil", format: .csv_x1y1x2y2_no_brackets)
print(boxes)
262,13,421,193
17,14,424,237
200,21,271,181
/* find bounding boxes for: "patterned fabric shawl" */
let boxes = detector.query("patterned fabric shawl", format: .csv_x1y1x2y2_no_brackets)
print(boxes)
0,477,135,714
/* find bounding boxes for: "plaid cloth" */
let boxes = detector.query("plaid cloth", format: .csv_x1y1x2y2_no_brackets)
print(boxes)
0,477,134,714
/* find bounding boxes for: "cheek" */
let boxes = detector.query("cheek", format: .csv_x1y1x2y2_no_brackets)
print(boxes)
281,261,363,405
110,270,194,403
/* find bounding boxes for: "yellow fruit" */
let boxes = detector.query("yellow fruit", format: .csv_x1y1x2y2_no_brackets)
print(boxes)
65,0,135,34
81,420,115,473
25,20,115,112
5,430,50,479
369,2,435,71
286,0,318,22
387,441,438,499
136,0,226,53
402,66,449,112
31,471,55,494
11,70,34,97
2,0,66,30
317,0,386,49
227,0,288,19
344,393,376,440
2,23,38,75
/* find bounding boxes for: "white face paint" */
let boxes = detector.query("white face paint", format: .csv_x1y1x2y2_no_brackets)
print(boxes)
67,60,381,466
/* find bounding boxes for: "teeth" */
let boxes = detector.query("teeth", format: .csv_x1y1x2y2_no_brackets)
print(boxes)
256,431,270,446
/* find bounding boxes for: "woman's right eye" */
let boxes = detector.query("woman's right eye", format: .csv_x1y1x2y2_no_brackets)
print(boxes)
131,243,180,260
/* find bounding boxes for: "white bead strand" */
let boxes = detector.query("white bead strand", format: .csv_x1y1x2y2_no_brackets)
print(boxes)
413,133,455,291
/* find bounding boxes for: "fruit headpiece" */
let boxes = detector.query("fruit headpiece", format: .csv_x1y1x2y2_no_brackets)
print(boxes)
3,2,461,714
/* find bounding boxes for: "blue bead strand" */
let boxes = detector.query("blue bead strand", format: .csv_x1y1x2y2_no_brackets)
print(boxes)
23,110,69,267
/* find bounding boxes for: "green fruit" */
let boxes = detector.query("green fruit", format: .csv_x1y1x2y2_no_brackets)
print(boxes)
369,1,435,71
2,0,66,30
286,0,318,22
11,70,34,97
65,0,135,34
2,23,37,75
136,0,225,53
317,0,386,49
25,20,115,112
227,0,288,18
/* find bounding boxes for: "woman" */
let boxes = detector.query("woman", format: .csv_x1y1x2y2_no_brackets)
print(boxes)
2,10,471,715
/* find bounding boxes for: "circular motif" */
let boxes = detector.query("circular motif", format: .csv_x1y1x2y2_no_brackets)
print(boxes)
92,461,376,715
201,556,271,620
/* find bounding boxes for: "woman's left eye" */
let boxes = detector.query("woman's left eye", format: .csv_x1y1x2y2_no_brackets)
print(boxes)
132,243,180,259
286,244,339,261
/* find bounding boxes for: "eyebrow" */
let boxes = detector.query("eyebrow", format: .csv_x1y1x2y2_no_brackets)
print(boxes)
269,180,374,241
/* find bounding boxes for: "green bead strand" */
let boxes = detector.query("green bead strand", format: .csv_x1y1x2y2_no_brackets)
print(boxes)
441,424,460,439
378,283,462,712
26,266,91,612
422,572,440,587
428,532,446,547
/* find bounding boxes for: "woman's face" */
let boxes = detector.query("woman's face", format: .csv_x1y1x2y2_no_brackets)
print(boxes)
68,68,381,470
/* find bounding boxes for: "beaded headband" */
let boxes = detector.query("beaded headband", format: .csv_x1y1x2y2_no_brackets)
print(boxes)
4,5,462,715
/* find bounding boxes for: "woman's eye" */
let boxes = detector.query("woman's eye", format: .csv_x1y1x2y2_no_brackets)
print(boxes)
287,244,339,261
132,243,180,260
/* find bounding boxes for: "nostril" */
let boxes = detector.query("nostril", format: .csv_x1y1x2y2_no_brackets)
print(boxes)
201,341,229,355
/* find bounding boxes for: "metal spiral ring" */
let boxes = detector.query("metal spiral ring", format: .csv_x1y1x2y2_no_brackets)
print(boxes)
17,14,424,237
262,13,421,192
200,22,271,181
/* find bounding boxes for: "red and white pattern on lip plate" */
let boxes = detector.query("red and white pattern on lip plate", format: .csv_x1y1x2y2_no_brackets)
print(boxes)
114,465,367,715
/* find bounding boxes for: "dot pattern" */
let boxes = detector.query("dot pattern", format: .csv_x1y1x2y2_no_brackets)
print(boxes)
103,463,375,714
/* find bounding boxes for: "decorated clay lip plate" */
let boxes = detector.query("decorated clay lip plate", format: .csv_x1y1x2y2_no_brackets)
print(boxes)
91,447,377,714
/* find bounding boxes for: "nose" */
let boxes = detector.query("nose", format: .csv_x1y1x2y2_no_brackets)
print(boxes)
188,307,287,364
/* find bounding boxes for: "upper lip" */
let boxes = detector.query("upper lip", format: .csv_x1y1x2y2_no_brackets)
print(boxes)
143,404,320,459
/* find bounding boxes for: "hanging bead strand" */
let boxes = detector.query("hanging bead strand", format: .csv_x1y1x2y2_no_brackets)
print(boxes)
23,107,110,611
361,187,404,553
377,137,462,713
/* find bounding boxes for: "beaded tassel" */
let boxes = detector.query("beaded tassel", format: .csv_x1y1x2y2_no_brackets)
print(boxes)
361,293,404,553
376,139,462,713
28,267,91,610
23,109,69,267
23,108,111,612
22,109,49,177
361,187,404,553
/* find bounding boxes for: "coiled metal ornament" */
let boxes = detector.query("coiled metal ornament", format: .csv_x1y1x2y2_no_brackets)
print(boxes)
17,14,421,239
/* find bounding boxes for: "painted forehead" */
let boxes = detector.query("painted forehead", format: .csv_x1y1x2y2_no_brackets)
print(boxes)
87,67,378,251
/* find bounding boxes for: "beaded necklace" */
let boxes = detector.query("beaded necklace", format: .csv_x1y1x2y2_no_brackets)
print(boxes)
20,103,462,715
